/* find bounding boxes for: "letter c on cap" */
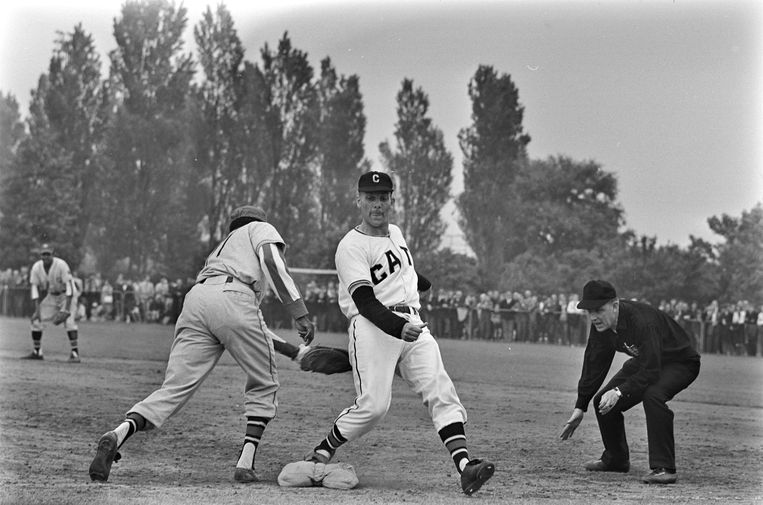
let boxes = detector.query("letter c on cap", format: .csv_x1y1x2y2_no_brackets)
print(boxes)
373,174,379,183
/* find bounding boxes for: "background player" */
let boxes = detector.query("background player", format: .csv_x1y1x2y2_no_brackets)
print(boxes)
294,171,494,495
88,205,315,484
23,243,81,362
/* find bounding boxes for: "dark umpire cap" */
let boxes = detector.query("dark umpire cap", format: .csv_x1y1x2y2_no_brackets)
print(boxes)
577,280,617,310
358,171,393,192
230,205,267,223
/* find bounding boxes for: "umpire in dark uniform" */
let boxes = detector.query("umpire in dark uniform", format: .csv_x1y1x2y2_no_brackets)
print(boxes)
559,280,700,484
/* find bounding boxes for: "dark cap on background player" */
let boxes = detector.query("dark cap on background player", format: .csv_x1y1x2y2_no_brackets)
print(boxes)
39,243,53,255
230,205,267,222
577,280,617,310
358,171,393,193
229,205,267,232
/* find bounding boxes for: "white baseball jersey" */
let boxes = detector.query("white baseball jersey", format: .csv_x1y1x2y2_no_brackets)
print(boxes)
330,222,467,443
29,257,76,300
197,221,302,308
335,224,420,319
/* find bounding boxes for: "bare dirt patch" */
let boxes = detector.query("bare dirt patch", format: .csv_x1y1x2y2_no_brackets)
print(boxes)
1,316,761,504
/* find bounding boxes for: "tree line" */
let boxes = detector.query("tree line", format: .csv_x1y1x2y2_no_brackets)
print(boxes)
0,0,760,306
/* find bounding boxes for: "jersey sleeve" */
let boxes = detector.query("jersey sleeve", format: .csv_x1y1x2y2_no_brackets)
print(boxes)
258,242,308,320
248,222,284,250
335,240,373,295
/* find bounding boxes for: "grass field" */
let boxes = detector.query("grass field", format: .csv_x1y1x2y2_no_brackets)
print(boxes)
0,316,761,505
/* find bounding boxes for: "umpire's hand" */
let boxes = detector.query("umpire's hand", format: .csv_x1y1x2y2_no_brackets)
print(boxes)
560,408,584,440
295,315,315,345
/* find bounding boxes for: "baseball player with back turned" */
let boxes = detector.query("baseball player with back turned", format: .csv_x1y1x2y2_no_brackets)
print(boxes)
88,205,315,484
286,171,495,495
22,243,82,362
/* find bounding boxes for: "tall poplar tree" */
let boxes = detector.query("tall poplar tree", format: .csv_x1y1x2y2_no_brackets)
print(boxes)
0,26,103,269
258,33,320,264
192,4,247,249
457,65,530,285
379,78,452,259
314,57,370,267
100,0,196,276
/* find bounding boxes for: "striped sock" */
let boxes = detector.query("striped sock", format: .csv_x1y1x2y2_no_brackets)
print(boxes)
439,422,469,473
115,412,147,447
67,331,79,354
314,424,347,461
31,331,42,355
237,416,269,469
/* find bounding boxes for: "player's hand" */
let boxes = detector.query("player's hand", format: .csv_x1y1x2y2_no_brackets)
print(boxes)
295,315,315,345
401,322,427,342
597,389,620,416
560,408,584,440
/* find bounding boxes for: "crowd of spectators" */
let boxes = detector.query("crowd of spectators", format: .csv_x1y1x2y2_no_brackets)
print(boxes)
0,269,194,326
1,268,761,357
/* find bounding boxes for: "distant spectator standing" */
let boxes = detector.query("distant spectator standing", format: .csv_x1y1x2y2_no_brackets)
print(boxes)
136,275,155,321
566,293,586,345
83,273,103,321
100,280,114,321
498,291,517,342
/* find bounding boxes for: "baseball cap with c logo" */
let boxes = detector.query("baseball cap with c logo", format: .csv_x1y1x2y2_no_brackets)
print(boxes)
358,171,393,192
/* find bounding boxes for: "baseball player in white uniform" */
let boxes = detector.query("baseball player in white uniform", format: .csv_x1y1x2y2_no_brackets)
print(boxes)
22,243,81,362
88,205,315,484
299,171,495,495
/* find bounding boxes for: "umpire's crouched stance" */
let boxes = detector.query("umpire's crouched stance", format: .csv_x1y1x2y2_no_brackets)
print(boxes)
560,280,700,484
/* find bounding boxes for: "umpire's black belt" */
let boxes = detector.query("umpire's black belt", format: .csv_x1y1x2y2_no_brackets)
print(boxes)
389,305,418,315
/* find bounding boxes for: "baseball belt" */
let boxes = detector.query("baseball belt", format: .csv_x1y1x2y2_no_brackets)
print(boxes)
197,275,255,291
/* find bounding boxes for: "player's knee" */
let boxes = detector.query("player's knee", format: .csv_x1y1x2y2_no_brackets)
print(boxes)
363,403,389,425
642,387,669,407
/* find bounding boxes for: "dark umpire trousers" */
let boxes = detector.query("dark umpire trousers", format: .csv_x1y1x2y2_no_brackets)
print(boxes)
593,357,700,470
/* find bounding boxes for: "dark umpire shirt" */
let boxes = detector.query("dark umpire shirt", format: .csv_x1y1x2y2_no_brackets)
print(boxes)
575,299,701,412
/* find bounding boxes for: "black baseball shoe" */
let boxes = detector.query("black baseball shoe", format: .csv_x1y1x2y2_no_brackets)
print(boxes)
461,458,495,495
642,468,677,484
89,431,121,481
584,458,630,472
21,351,43,360
234,467,258,483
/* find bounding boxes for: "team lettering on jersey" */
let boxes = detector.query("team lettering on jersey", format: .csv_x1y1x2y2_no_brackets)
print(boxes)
370,246,412,285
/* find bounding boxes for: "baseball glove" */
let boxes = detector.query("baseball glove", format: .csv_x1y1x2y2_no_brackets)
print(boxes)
299,346,351,375
51,310,70,325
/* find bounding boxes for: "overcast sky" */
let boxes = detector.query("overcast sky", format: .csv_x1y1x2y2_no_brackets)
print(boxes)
2,0,761,252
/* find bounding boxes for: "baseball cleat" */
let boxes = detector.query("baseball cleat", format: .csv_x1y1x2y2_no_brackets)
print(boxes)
642,468,677,484
68,351,81,363
304,450,332,464
584,458,630,473
460,458,495,495
20,352,43,360
89,431,121,482
234,467,258,483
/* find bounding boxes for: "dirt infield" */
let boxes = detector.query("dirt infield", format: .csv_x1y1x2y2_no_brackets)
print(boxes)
1,316,761,505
